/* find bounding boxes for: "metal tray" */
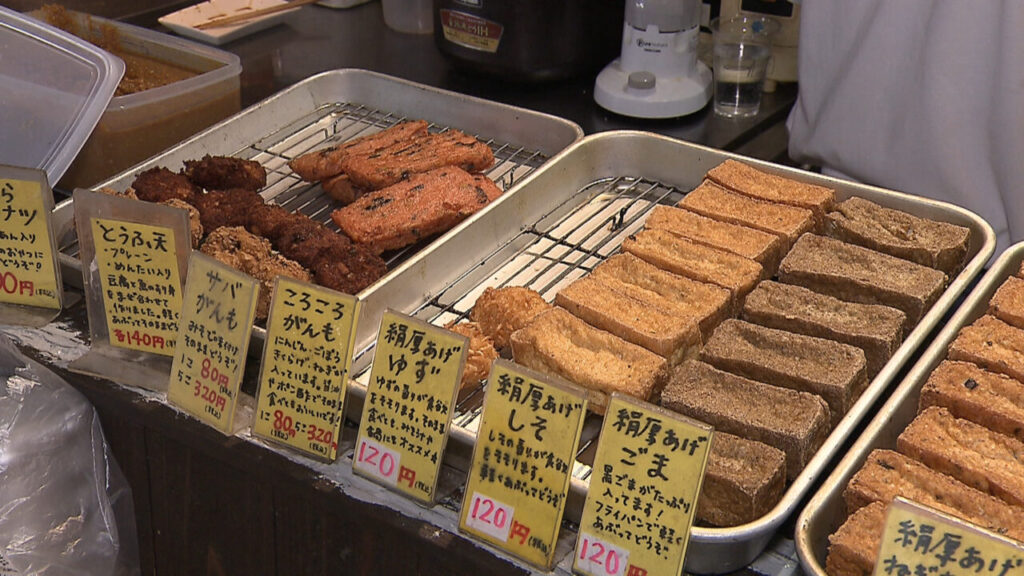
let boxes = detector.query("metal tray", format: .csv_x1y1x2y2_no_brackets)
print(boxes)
347,131,995,574
50,68,584,356
795,242,1024,576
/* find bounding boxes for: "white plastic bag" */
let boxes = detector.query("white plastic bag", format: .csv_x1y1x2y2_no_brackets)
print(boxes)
0,334,139,576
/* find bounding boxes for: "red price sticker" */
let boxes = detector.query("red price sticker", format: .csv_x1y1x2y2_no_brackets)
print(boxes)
354,437,401,485
465,492,514,543
577,532,631,576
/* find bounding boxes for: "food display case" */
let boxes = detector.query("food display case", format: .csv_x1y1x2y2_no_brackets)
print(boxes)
795,243,1024,576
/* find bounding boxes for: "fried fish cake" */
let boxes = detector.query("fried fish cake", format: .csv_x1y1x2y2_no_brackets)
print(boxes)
183,155,267,192
132,167,200,204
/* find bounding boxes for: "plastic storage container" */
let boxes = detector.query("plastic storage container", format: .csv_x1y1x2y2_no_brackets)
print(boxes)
0,7,123,186
41,10,242,190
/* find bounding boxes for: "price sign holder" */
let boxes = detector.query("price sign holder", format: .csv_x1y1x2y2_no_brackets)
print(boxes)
0,166,64,327
68,189,191,392
352,309,467,506
458,359,588,570
874,497,1024,576
574,393,713,576
167,252,258,435
252,276,360,462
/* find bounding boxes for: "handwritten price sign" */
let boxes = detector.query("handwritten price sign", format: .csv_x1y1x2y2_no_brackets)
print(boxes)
577,533,630,576
0,169,61,312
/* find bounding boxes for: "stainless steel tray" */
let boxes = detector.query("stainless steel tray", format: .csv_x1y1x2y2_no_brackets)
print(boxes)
50,68,584,356
348,131,996,574
795,242,1024,576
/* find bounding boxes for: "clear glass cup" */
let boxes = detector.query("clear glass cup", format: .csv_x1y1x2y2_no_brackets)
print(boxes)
381,0,434,34
710,15,779,118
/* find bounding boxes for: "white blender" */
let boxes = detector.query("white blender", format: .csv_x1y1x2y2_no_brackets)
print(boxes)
594,0,712,119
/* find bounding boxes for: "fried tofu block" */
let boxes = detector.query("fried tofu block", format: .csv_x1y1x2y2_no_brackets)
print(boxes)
555,274,702,363
644,205,784,277
698,432,786,528
825,502,887,576
897,406,1024,507
663,360,830,481
470,286,552,351
706,159,836,225
989,275,1024,330
947,315,1024,382
288,120,429,181
825,196,971,276
701,319,868,429
510,307,669,414
742,281,906,378
920,360,1024,442
778,234,947,327
591,254,731,342
678,180,815,250
331,167,502,254
341,129,494,190
621,228,762,311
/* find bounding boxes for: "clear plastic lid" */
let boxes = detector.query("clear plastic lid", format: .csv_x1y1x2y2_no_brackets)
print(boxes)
0,7,123,186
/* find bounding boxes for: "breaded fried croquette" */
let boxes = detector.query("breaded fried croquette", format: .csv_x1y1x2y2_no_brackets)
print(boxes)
444,321,499,389
183,155,267,192
132,167,200,204
470,286,552,351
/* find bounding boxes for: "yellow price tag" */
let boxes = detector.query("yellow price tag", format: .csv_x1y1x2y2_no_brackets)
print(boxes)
459,360,588,570
574,393,713,576
0,175,61,309
353,310,467,505
874,497,1024,576
168,253,258,435
253,276,359,462
92,217,183,356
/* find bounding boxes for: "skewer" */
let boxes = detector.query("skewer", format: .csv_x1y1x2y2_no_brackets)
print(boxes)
195,0,319,30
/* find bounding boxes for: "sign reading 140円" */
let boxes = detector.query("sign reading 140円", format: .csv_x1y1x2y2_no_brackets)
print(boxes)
0,168,62,311
459,360,588,570
873,497,1024,576
353,310,467,505
168,253,258,435
253,276,359,462
574,393,713,576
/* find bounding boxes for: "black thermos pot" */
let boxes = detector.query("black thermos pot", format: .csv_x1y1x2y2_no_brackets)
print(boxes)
434,0,625,82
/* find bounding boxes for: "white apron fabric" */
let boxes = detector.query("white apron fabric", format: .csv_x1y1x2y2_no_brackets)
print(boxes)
786,1,1024,254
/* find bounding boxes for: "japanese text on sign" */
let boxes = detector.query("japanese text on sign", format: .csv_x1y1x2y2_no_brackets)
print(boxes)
254,277,359,462
459,360,587,569
168,253,258,434
92,218,182,355
574,393,713,576
874,498,1024,576
353,310,467,505
0,177,60,310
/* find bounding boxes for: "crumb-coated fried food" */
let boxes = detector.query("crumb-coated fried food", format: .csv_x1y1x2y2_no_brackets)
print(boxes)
267,215,323,260
160,198,203,248
183,155,267,192
679,180,816,250
698,432,786,528
947,315,1024,382
897,406,1024,507
825,501,886,576
742,281,906,378
706,159,836,225
663,359,830,481
825,196,971,276
321,173,365,205
778,234,947,327
920,360,1024,442
97,186,139,200
510,307,669,414
340,129,495,190
470,286,552,351
1018,261,1024,279
701,319,868,429
200,226,311,320
288,120,430,182
444,321,498,389
310,246,388,295
591,253,731,342
132,166,200,204
331,167,503,254
989,275,1024,330
245,203,295,242
190,188,265,232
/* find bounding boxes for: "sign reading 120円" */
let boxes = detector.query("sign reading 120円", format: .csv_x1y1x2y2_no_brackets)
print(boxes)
574,393,713,576
459,360,588,570
253,276,359,462
353,310,467,505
